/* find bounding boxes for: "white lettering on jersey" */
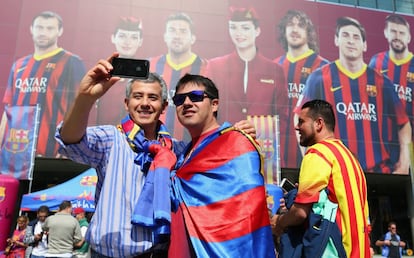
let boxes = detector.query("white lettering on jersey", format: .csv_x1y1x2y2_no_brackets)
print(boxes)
336,102,377,122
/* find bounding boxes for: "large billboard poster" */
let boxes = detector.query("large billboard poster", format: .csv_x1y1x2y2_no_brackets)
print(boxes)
0,0,413,179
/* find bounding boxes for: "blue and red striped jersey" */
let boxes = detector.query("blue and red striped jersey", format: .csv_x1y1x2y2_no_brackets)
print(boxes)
275,50,329,168
369,51,414,137
298,60,409,173
3,48,85,157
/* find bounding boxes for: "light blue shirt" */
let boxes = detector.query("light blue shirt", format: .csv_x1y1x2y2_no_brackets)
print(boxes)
55,124,185,257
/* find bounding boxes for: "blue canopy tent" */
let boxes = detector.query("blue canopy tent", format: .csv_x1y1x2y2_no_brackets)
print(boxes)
20,168,97,212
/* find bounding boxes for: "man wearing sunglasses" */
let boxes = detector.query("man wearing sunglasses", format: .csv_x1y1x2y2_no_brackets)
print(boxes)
375,222,406,258
168,74,275,258
54,53,255,258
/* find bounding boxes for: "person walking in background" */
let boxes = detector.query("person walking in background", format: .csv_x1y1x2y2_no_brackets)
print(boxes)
24,205,50,258
168,74,275,258
5,216,29,258
375,221,406,258
72,207,90,258
275,9,329,167
273,99,371,258
1,11,85,157
42,201,83,258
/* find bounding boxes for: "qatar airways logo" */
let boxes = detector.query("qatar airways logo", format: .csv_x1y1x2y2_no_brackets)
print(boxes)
15,77,47,93
288,82,305,99
336,102,377,122
394,84,412,103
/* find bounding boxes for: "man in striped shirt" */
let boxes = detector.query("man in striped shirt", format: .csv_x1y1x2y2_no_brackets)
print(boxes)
273,99,371,258
275,9,329,168
296,16,412,174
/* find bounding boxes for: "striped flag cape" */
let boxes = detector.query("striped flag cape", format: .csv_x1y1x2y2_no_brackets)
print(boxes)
0,105,40,179
171,122,275,258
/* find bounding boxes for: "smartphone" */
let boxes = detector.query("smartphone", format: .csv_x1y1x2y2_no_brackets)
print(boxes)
110,57,150,79
280,178,296,192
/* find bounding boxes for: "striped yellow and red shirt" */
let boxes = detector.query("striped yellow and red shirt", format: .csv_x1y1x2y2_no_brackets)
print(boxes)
295,138,371,258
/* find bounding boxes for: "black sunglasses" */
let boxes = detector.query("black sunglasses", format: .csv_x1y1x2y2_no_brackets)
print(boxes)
172,90,211,106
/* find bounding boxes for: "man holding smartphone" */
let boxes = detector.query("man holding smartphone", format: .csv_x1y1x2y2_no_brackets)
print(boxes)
54,53,255,258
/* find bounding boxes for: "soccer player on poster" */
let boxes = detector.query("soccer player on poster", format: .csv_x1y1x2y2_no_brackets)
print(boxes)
275,9,329,168
296,16,412,174
97,16,143,125
1,11,85,158
150,12,208,142
369,14,414,166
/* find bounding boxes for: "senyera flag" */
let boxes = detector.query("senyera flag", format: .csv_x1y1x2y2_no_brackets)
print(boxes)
0,105,40,180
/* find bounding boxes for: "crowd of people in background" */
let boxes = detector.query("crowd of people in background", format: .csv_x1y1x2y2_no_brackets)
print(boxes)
2,203,90,258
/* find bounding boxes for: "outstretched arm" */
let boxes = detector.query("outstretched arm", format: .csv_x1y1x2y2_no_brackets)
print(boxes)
60,53,121,144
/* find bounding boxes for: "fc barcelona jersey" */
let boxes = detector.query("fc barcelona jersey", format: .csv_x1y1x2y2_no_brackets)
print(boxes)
3,48,86,157
298,60,408,172
275,50,329,168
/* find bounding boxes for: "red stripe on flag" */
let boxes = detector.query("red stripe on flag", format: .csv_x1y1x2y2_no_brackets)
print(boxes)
183,186,269,242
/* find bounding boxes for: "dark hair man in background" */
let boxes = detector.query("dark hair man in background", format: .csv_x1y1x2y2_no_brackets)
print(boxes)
42,201,84,257
24,205,50,258
274,99,371,258
169,74,275,257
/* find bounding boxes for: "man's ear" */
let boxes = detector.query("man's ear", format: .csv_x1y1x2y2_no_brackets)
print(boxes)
58,28,63,37
315,117,324,132
211,98,219,112
162,101,168,114
124,98,129,111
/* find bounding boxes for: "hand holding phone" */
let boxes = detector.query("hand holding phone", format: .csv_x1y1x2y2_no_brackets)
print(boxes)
280,178,296,192
110,57,149,79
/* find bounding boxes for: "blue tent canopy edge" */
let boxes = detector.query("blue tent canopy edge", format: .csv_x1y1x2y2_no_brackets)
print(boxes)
20,168,97,212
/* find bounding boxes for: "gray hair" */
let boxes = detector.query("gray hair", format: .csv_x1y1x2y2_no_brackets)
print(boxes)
125,72,168,103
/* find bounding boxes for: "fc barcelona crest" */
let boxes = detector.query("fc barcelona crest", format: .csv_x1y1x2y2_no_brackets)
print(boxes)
45,62,56,72
4,128,30,153
366,84,377,97
407,72,414,83
301,67,312,79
